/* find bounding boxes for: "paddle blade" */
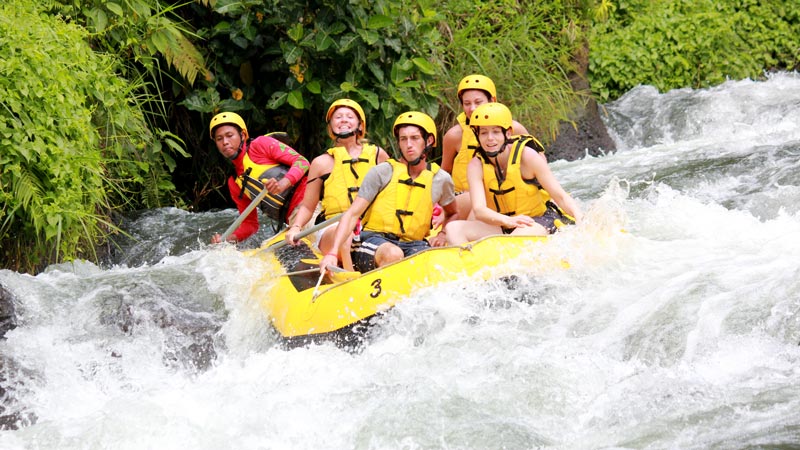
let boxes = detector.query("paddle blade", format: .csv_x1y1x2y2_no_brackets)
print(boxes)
329,270,361,283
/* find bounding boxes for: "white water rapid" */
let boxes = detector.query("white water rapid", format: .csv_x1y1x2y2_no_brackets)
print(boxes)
1,72,799,449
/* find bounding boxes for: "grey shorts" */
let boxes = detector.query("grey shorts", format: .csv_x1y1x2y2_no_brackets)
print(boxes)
351,231,430,273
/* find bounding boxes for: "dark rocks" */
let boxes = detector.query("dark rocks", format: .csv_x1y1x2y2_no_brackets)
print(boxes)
547,43,616,162
547,98,616,161
0,356,38,430
0,284,16,339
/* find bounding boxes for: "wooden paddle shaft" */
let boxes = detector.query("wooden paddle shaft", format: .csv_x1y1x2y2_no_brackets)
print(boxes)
265,213,343,252
219,188,269,242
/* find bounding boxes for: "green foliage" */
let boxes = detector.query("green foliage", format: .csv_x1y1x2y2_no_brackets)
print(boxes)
45,0,207,85
182,0,445,157
0,1,181,272
43,0,202,208
435,0,590,143
589,0,800,101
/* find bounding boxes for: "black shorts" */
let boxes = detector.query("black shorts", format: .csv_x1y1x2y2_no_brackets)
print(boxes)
351,231,430,273
501,201,574,235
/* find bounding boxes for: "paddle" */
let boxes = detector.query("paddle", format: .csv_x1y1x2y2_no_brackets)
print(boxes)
218,188,270,242
276,246,361,300
262,213,343,252
281,265,353,277
310,262,357,300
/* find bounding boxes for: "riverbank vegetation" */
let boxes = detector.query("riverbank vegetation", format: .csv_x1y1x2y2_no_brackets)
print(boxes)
1,0,798,273
589,0,800,100
0,0,189,272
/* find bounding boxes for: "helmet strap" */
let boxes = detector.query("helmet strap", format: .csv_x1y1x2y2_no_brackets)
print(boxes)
334,130,356,140
485,149,503,158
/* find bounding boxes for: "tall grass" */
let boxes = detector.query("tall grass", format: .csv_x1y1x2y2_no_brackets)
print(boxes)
433,0,591,143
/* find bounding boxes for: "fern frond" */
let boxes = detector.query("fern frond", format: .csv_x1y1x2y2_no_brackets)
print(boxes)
162,28,206,85
13,169,42,211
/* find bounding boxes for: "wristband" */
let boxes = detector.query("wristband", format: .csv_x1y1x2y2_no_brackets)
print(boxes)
325,252,338,258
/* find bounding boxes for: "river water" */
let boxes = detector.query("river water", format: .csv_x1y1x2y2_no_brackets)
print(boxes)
1,73,800,449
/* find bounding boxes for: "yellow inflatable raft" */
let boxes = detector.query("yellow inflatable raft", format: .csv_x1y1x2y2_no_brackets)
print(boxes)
246,228,564,347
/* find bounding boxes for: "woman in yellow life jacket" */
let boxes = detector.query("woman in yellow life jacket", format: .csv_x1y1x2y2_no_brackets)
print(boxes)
285,99,390,270
318,111,459,274
441,75,530,219
444,103,582,245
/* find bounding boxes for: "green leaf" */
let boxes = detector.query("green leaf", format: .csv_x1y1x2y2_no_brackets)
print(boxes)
360,29,380,45
315,33,335,52
282,42,302,64
267,91,288,109
306,80,321,94
88,8,108,32
366,61,384,84
149,30,170,54
390,62,411,85
328,22,347,35
338,35,359,52
288,23,304,42
214,21,231,32
214,2,244,15
356,89,379,109
105,2,123,16
367,15,393,30
411,57,436,75
287,90,304,109
396,80,421,88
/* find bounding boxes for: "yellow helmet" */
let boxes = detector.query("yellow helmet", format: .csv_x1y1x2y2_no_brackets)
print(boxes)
457,74,497,101
209,112,247,139
470,103,513,130
326,99,366,139
393,111,437,146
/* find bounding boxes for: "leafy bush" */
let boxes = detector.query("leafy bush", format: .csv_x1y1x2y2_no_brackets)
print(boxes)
182,0,445,158
589,0,800,101
0,1,182,272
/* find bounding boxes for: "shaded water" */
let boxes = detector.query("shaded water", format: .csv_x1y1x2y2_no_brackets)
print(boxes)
2,73,800,449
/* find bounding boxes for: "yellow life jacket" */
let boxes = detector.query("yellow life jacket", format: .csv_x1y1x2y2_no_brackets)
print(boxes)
235,149,294,222
362,159,438,241
451,112,479,193
506,134,551,204
319,143,379,219
480,139,547,218
508,134,545,155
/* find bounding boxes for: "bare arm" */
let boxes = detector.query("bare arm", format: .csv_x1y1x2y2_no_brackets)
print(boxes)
441,125,462,174
430,182,461,247
523,149,583,222
511,119,529,135
376,147,391,164
286,154,333,244
318,196,370,273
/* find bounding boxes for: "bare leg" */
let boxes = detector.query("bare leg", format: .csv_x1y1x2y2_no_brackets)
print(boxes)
374,242,404,267
445,220,502,245
510,223,548,237
455,192,472,219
